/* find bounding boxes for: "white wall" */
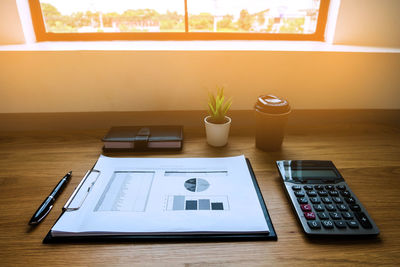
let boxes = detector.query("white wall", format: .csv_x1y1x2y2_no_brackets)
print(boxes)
0,1,399,113
0,0,25,44
0,50,399,112
334,0,400,47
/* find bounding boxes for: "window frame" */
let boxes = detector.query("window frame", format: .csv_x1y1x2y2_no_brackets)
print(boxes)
29,0,331,41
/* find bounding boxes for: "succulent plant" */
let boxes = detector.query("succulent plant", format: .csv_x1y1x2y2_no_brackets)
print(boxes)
207,86,232,124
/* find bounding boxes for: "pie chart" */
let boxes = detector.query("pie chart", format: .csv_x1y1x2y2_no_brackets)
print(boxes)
184,178,210,192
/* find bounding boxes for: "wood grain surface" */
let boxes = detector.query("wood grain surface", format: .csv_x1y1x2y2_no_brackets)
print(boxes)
0,123,399,266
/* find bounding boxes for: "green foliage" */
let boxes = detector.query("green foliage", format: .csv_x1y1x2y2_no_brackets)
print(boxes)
207,86,232,124
279,18,305,33
40,3,310,34
160,11,185,31
122,9,160,21
41,3,61,17
238,9,254,31
217,15,236,31
189,13,214,31
257,14,265,26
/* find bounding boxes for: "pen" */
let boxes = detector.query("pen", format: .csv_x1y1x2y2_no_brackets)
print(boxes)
29,171,72,225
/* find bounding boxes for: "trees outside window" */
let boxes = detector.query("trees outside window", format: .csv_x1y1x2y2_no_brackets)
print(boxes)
29,0,330,41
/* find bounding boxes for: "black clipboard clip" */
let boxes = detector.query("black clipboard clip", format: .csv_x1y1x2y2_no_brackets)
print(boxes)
63,169,101,211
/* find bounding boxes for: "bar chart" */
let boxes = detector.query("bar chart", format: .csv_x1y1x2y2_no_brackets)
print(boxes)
95,171,154,212
166,195,229,211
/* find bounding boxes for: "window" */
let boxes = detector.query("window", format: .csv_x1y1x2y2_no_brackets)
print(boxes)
29,0,330,41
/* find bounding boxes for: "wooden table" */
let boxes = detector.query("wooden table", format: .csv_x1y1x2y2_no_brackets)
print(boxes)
0,122,399,266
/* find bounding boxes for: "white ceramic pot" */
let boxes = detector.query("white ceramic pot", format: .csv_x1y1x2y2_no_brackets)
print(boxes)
204,116,231,147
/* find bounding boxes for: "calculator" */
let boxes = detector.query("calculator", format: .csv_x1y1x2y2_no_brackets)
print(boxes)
276,160,379,236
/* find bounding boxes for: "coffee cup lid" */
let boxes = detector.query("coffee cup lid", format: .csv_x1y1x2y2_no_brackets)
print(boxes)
255,95,290,114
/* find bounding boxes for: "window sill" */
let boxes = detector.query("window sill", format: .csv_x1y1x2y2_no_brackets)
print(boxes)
0,41,399,53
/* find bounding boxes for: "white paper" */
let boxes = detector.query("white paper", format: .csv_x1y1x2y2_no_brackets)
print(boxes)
51,155,269,236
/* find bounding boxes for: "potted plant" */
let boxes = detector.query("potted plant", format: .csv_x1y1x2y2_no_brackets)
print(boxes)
205,86,232,147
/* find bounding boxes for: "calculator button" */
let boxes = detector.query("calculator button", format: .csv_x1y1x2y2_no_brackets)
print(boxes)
349,204,361,211
294,191,305,197
340,191,351,197
322,197,332,204
347,220,359,228
304,212,316,220
336,185,346,191
333,197,343,203
310,197,320,204
355,212,373,229
318,190,328,196
325,185,334,191
313,204,325,211
300,204,312,211
292,185,301,191
306,190,318,197
314,185,324,191
329,190,339,196
345,197,356,204
317,212,329,220
334,221,347,229
329,212,342,220
325,204,336,211
297,197,308,204
308,221,321,229
337,204,349,211
342,212,354,220
322,220,334,229
304,185,313,190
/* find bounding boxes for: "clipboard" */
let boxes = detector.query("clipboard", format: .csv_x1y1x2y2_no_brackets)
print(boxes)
43,158,277,243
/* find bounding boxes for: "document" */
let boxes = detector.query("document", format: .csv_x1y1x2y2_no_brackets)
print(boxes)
51,155,269,237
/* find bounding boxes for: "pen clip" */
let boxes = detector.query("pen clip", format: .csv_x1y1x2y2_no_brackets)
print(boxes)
63,169,100,211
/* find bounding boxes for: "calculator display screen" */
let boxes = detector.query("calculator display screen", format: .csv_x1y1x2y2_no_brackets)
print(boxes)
286,170,338,180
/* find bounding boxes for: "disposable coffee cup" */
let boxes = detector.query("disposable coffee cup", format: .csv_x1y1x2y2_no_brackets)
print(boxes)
255,95,291,151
